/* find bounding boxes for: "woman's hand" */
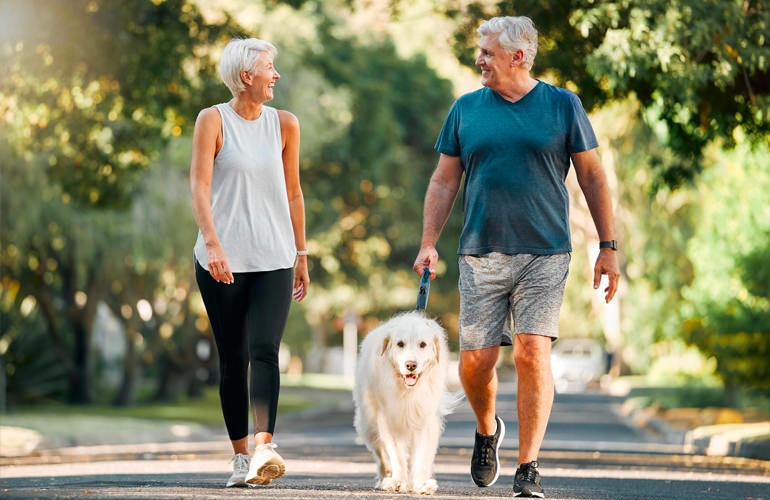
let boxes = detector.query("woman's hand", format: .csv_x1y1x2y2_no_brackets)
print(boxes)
293,256,309,301
206,243,233,284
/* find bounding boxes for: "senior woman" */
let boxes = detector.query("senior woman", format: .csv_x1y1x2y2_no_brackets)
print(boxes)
190,37,309,488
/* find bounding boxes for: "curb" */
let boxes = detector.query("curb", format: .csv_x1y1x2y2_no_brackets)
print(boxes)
685,422,770,460
0,439,231,467
615,395,770,461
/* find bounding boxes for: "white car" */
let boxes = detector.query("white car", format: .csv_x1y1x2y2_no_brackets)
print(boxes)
551,338,606,393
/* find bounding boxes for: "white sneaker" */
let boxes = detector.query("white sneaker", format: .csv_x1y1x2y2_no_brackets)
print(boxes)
226,453,250,487
246,443,286,485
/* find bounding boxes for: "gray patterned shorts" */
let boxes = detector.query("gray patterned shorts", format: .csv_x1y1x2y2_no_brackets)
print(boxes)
458,252,570,350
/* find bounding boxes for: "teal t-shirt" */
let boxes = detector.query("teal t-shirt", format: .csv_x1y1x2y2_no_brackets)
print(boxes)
435,82,598,255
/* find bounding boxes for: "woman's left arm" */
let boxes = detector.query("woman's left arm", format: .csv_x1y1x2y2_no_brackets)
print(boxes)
279,110,309,301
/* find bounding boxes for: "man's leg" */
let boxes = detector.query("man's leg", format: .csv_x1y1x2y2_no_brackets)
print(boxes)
459,346,500,434
509,253,566,497
513,333,553,464
456,253,512,487
461,346,506,487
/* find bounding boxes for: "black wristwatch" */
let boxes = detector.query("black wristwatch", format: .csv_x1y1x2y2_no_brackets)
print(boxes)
599,240,618,251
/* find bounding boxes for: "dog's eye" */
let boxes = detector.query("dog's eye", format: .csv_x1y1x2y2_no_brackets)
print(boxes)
397,341,405,348
419,341,427,348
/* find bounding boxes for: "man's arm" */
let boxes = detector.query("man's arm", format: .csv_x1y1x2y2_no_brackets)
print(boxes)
413,154,464,278
572,149,620,303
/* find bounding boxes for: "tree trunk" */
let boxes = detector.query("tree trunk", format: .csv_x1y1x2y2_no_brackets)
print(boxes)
152,351,186,402
69,321,92,404
65,255,101,404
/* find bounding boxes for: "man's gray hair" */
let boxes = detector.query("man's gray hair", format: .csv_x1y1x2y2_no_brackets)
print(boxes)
219,38,278,97
478,16,538,71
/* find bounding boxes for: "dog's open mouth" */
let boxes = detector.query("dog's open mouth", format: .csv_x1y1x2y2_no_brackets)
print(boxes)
402,373,420,387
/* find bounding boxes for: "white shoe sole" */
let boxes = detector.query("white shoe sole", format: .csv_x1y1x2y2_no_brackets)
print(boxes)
246,462,285,485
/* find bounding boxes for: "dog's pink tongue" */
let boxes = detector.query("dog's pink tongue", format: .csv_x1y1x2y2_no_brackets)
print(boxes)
404,374,418,386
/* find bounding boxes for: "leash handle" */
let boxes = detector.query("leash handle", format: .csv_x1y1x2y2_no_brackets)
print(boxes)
415,268,431,311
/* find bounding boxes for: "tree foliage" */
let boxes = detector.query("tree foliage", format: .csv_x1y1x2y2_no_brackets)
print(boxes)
0,0,232,208
677,144,770,398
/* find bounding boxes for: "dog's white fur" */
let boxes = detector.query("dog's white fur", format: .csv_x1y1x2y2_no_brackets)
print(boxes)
353,311,455,495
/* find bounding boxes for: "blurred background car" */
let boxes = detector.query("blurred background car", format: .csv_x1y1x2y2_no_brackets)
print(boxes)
551,338,607,393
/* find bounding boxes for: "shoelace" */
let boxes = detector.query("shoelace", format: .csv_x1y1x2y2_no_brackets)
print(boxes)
256,443,278,451
231,453,250,473
518,463,539,483
476,436,495,465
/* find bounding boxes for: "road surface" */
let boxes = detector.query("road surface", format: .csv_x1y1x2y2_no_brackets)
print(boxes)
2,382,768,499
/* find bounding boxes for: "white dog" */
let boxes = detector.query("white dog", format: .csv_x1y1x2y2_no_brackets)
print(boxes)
353,311,457,495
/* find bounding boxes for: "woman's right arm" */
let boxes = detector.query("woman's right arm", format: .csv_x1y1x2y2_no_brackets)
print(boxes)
190,107,233,284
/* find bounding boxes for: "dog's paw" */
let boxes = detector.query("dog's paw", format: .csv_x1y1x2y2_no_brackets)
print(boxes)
412,479,438,495
377,477,405,492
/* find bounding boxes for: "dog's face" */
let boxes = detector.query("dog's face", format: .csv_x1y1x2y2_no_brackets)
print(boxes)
379,316,443,388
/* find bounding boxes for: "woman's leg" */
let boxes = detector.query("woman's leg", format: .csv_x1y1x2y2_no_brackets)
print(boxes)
195,261,251,453
244,267,294,444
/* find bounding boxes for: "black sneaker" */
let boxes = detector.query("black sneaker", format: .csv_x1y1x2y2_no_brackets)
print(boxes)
513,460,544,498
470,415,505,487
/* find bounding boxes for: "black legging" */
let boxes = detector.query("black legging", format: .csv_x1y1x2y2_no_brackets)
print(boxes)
195,260,293,440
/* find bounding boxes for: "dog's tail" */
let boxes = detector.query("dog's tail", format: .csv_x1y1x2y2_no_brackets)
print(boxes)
439,390,466,417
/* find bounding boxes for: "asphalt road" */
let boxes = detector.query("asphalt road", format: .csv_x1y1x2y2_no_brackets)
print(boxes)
2,382,769,499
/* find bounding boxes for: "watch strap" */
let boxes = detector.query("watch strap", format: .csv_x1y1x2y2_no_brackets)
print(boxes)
599,240,617,251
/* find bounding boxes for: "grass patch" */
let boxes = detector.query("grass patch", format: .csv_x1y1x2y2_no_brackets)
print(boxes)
4,386,314,426
619,377,770,413
627,385,728,410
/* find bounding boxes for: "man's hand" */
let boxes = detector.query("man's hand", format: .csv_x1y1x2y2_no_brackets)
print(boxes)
413,246,439,279
593,249,620,303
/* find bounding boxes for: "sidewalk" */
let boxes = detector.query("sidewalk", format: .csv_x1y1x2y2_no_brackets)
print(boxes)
0,384,355,465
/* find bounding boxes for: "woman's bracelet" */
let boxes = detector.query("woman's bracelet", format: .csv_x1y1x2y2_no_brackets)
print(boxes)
296,249,309,256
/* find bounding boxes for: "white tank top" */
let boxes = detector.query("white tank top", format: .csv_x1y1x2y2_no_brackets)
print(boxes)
194,103,296,272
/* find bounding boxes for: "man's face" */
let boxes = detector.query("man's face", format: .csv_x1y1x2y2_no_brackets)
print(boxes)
475,34,512,90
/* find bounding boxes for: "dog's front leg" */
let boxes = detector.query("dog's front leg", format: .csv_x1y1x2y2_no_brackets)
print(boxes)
409,422,440,495
375,415,408,491
373,441,391,484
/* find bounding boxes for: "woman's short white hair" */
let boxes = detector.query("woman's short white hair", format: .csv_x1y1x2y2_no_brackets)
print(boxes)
478,16,538,71
219,38,278,97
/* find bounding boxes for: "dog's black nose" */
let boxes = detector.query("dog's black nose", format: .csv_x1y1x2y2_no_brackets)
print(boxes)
406,361,417,372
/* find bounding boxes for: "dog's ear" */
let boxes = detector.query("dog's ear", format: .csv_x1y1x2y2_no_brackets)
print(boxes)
380,336,390,356
433,335,441,363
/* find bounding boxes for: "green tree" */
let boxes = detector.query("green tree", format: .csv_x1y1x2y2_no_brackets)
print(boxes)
682,261,770,404
679,145,770,402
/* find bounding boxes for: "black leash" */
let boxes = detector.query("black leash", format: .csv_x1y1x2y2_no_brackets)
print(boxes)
415,268,431,312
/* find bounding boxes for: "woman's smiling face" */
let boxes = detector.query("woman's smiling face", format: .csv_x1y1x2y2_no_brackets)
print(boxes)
247,51,280,101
